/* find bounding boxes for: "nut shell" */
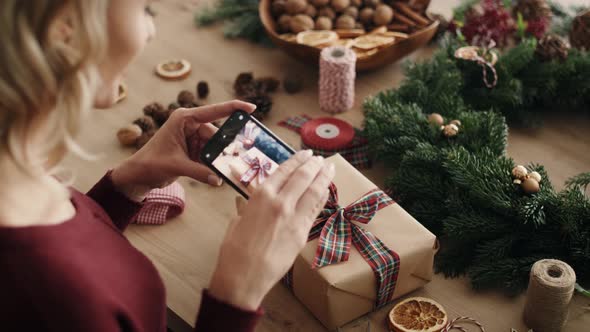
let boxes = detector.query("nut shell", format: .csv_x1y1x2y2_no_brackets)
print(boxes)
286,0,308,14
343,6,359,19
318,6,336,20
272,0,287,16
529,171,542,183
331,0,351,12
335,14,356,29
133,116,157,132
278,15,293,32
178,90,196,107
304,4,317,17
310,0,329,6
512,165,528,179
117,124,142,147
359,7,374,24
315,16,333,30
373,4,394,26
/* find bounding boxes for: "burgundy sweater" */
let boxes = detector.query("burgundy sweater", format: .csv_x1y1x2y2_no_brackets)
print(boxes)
0,173,262,331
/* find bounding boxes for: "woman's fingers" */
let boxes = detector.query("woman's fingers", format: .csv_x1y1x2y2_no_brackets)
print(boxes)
197,123,218,141
261,150,314,194
296,162,335,225
278,156,326,205
176,159,223,187
184,100,256,123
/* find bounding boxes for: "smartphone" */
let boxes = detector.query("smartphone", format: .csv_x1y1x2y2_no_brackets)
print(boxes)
200,110,296,198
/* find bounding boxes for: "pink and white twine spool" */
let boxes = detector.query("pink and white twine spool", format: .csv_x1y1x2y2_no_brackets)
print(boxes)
319,46,356,114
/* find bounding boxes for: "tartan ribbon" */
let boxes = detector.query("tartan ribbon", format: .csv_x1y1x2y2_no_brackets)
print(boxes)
278,115,371,169
240,155,272,186
292,183,400,308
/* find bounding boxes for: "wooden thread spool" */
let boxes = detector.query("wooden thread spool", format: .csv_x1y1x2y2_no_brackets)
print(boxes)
523,259,576,332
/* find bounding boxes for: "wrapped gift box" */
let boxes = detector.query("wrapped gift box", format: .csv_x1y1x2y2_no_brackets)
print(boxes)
287,154,437,330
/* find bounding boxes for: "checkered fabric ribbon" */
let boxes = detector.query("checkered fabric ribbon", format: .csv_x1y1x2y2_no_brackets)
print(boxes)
133,182,185,225
278,115,371,169
240,155,272,186
284,183,400,308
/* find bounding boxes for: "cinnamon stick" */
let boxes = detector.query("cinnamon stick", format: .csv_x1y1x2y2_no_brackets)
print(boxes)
387,23,411,33
393,12,417,27
392,2,430,26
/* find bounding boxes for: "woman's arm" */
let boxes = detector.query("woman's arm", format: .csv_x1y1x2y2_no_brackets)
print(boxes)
194,290,263,332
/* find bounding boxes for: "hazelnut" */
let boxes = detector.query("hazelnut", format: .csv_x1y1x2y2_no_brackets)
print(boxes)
315,16,333,30
177,90,196,107
331,0,350,13
359,7,374,24
117,124,142,147
318,6,336,20
343,6,359,19
373,4,393,26
350,0,362,6
272,0,287,17
304,4,317,17
286,0,308,14
290,14,314,33
335,14,356,29
311,0,330,5
278,15,293,32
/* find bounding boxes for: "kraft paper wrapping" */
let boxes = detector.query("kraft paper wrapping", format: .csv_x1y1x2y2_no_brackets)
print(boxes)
290,154,437,330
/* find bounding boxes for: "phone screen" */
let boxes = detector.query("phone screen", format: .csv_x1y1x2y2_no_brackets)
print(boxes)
201,111,295,198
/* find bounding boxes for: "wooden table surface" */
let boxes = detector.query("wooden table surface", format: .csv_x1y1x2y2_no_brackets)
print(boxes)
64,0,590,331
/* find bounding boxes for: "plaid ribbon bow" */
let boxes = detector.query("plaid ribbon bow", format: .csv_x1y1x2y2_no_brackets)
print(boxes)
307,183,400,307
133,182,185,225
240,155,272,186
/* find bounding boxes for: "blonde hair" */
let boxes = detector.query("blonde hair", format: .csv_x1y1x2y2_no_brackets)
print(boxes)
0,1,108,176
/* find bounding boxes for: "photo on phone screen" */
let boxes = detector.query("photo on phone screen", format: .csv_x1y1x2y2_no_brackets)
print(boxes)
201,111,295,198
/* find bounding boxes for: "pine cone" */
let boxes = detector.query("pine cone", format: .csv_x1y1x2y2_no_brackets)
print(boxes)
570,9,590,51
512,0,551,21
133,116,157,132
243,94,273,121
536,34,570,61
143,102,170,126
254,77,281,94
234,72,255,96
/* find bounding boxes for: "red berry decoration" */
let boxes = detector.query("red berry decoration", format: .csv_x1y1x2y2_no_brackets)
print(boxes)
461,0,516,48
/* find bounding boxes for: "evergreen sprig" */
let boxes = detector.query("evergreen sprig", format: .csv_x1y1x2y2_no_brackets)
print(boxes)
195,0,271,45
363,42,590,292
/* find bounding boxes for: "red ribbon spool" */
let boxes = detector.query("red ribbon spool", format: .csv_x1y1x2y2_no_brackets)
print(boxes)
300,117,355,151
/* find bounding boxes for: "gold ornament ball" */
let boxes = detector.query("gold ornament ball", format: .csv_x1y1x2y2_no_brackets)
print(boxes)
512,165,528,179
522,178,540,194
443,124,459,137
450,119,462,126
529,171,542,183
117,124,143,147
428,113,444,126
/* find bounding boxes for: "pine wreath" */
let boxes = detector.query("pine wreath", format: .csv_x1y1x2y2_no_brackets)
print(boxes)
363,39,590,293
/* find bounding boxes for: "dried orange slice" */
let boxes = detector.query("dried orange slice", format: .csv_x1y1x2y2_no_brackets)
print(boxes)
332,38,355,48
296,30,338,47
353,34,395,50
352,47,378,59
279,33,297,42
388,297,448,332
155,59,191,80
381,31,409,39
334,29,366,38
116,82,127,103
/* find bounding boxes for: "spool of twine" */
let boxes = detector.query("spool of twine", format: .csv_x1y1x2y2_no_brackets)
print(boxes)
319,46,356,114
523,259,576,332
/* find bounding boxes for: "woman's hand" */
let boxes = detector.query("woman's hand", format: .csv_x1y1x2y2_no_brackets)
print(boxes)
111,100,256,200
208,150,335,310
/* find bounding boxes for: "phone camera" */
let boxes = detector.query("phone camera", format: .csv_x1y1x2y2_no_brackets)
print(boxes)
238,115,244,120
205,153,211,159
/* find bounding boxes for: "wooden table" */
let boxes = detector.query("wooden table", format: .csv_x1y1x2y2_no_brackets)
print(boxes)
64,0,590,331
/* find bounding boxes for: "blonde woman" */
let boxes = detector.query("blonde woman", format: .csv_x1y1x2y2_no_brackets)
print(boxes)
0,1,334,331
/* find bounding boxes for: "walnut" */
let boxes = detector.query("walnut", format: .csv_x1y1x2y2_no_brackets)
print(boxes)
331,0,350,13
373,4,393,26
350,0,362,6
364,0,380,7
133,116,157,132
315,16,333,30
277,15,293,32
335,14,355,29
272,0,287,17
285,0,308,15
359,7,374,24
304,4,317,17
290,14,314,33
343,6,358,19
318,6,336,20
117,124,142,147
311,0,329,5
177,90,196,107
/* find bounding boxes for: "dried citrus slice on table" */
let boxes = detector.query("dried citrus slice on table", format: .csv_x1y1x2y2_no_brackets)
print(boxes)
353,34,395,50
296,30,338,47
389,297,448,332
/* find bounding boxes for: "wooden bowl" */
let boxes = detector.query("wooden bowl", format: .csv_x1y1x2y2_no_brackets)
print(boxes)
259,0,439,72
